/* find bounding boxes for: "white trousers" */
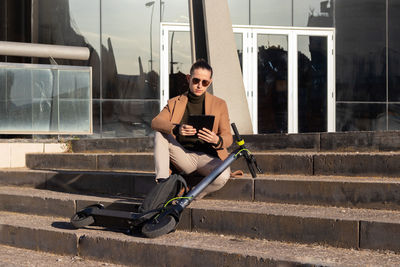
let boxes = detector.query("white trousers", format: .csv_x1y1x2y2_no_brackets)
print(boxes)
154,131,230,198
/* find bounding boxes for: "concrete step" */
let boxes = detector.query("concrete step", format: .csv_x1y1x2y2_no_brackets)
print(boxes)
26,151,400,177
2,186,400,252
70,130,400,153
1,211,400,266
2,169,400,210
0,244,127,267
0,168,155,198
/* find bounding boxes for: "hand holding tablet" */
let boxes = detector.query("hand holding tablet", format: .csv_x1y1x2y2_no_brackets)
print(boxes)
188,115,215,133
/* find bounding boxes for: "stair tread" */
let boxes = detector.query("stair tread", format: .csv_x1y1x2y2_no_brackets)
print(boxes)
0,167,155,175
0,210,399,266
2,185,400,224
192,199,400,223
26,151,400,155
0,185,140,203
0,244,127,267
3,168,400,182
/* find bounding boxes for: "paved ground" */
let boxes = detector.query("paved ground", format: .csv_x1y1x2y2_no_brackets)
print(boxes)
0,244,128,267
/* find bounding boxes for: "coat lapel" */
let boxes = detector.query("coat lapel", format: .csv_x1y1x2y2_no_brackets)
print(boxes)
171,93,188,124
205,92,212,115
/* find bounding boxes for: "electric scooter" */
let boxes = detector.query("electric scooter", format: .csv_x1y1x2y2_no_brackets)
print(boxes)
70,123,262,238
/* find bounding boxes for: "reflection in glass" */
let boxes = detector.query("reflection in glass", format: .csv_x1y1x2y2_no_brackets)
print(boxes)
335,0,386,102
389,0,400,101
251,0,291,26
0,68,33,131
257,34,288,133
32,69,57,131
161,0,189,23
293,0,333,27
234,33,243,71
0,64,91,133
336,103,386,132
59,99,91,132
388,104,400,130
228,0,249,25
37,0,101,98
169,31,191,98
102,0,160,101
298,35,327,133
59,70,91,99
102,100,159,138
0,0,31,63
92,100,101,138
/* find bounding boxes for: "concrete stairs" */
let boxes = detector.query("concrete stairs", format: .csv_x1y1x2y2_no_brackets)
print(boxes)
2,131,400,266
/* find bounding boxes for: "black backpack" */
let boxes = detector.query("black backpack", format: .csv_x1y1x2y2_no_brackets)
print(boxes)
138,174,188,214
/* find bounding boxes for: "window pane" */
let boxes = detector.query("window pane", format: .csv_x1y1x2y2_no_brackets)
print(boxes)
389,0,400,101
32,69,56,131
336,103,386,132
257,34,288,133
335,0,386,102
168,31,191,99
0,68,33,131
293,0,333,27
37,0,101,98
298,35,327,133
251,0,291,26
161,0,189,23
389,104,400,130
228,0,249,25
102,0,160,100
102,100,159,138
92,100,101,138
234,33,243,71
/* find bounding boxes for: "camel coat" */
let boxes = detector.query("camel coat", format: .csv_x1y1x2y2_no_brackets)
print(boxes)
151,92,233,160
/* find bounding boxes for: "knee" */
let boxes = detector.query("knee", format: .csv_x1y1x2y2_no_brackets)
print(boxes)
154,131,164,141
212,169,230,188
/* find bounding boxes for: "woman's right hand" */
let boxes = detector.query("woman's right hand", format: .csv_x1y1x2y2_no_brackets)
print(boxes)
179,124,197,136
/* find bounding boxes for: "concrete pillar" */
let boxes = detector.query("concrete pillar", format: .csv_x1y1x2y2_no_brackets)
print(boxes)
189,0,253,134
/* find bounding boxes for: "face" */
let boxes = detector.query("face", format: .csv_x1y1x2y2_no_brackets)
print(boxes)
187,68,212,96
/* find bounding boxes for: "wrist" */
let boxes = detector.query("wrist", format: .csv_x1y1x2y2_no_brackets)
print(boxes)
212,135,222,147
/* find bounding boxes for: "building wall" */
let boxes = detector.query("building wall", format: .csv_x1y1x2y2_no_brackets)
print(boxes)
1,0,400,137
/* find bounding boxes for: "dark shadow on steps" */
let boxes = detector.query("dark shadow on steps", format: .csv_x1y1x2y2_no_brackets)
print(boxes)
51,221,76,230
51,219,147,238
36,170,156,198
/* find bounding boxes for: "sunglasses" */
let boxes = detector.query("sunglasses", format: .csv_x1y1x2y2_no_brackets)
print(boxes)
191,77,211,87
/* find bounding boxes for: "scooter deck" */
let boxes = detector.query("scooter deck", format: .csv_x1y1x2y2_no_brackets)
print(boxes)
90,208,140,220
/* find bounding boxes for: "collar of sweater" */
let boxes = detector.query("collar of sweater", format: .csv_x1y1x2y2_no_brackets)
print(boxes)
187,90,205,104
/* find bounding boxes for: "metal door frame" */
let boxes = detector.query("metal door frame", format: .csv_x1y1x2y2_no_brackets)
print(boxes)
160,23,335,133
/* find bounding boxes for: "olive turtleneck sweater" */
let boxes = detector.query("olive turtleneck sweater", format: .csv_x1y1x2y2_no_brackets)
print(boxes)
175,91,217,157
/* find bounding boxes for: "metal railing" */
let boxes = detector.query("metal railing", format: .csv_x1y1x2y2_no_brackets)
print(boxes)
0,41,90,60
0,63,92,134
0,42,92,134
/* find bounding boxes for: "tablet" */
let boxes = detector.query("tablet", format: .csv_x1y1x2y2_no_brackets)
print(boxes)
188,115,215,133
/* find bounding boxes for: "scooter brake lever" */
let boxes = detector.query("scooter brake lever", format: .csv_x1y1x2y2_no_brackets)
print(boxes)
250,154,263,174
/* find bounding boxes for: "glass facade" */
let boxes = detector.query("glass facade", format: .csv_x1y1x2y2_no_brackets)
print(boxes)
1,0,400,136
298,35,327,133
335,0,399,132
0,63,91,133
389,0,400,102
257,34,288,133
294,0,333,27
168,31,191,99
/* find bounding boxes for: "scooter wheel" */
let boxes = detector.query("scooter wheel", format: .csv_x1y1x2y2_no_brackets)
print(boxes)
70,204,103,229
142,215,176,238
70,212,94,228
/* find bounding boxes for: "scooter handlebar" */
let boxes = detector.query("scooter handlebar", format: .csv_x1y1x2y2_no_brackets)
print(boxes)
231,123,263,178
231,123,242,143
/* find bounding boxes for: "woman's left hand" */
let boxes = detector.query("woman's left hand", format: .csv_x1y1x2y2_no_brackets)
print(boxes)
198,128,218,144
